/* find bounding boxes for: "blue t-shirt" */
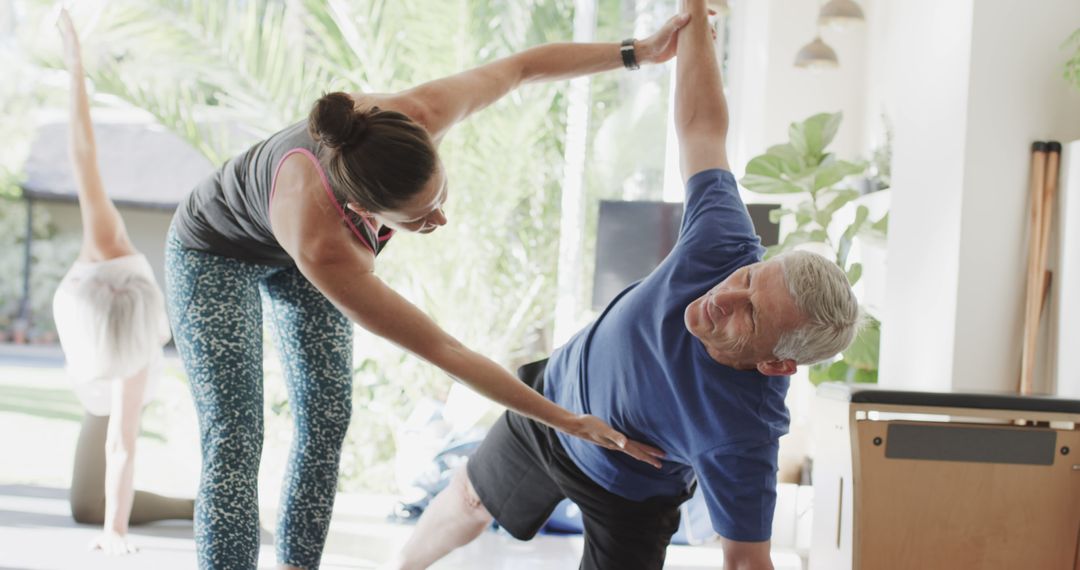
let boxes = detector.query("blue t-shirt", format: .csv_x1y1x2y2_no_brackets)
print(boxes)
544,169,790,542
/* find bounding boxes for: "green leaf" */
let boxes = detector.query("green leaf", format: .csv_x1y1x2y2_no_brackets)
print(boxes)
870,212,889,234
771,230,815,256
810,113,843,155
842,317,880,370
765,143,806,175
837,205,870,267
794,201,815,227
741,174,804,194
768,207,792,224
853,369,878,383
816,188,859,228
1065,28,1080,90
827,360,850,381
744,154,786,178
846,262,863,286
809,361,838,386
813,159,866,191
791,112,843,160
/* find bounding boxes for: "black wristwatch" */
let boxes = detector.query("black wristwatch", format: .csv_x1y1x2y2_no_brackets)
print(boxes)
620,38,640,71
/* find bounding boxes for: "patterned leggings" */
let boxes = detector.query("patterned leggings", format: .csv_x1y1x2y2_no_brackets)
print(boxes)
165,228,352,570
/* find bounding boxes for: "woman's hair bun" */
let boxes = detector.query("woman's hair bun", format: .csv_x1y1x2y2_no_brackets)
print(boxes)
308,92,373,150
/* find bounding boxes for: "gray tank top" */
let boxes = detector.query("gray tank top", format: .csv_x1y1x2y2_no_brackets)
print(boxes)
173,120,393,266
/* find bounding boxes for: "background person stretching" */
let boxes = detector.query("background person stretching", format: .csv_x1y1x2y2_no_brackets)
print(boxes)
389,1,861,569
53,9,194,557
164,14,693,570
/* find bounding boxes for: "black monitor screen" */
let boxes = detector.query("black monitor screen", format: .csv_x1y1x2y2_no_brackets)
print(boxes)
591,201,779,310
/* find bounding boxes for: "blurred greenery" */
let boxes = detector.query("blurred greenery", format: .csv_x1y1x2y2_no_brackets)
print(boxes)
1067,28,1080,91
0,197,80,341
4,0,675,491
741,112,886,385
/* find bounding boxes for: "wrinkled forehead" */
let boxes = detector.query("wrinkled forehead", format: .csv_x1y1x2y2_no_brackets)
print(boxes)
707,259,769,292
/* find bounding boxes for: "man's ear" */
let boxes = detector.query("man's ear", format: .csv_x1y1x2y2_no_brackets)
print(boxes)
757,359,797,377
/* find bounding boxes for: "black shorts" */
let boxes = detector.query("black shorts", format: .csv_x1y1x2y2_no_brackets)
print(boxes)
466,359,692,570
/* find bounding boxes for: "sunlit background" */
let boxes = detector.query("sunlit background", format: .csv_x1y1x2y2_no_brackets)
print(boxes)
2,0,1080,568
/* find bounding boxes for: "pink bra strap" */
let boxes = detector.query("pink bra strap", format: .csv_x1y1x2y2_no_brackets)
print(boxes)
270,148,375,255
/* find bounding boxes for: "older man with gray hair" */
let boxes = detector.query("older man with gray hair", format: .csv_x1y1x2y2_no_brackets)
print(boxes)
389,1,860,569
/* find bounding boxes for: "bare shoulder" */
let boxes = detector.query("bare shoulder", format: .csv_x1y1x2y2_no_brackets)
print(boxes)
347,91,426,122
353,90,433,132
270,154,337,242
272,152,331,211
270,153,374,268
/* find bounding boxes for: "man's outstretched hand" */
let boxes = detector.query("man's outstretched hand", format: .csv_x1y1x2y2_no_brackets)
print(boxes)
56,8,84,72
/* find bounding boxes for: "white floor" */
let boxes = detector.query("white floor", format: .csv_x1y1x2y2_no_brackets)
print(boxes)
0,346,804,569
0,487,806,569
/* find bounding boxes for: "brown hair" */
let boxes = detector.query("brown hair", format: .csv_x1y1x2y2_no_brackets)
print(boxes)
307,91,437,212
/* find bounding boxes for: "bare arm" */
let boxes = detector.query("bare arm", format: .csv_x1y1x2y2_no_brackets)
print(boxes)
404,13,690,141
57,9,134,261
720,537,774,570
675,0,730,181
270,157,666,467
92,366,149,555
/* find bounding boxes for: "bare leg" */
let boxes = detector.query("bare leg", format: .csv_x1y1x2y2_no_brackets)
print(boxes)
70,413,194,525
387,467,494,570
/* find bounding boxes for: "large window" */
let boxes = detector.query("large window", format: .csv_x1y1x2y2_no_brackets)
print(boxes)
553,0,736,342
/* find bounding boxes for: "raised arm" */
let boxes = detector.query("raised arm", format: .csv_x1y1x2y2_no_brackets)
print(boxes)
403,13,690,141
57,9,134,261
675,0,730,181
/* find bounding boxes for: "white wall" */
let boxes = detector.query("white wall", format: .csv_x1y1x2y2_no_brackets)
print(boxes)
729,0,870,173
876,0,1080,391
760,0,868,161
1055,142,1080,398
953,1,1080,393
873,0,974,390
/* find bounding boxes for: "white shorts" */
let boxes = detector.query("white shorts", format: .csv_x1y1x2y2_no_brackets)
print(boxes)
52,254,171,416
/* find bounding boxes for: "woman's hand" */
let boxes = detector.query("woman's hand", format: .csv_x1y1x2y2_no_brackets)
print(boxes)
636,10,718,65
563,414,667,469
89,531,138,556
636,13,690,65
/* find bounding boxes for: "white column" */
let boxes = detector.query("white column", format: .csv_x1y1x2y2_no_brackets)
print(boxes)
877,0,1080,392
0,0,13,38
552,0,598,347
1053,142,1080,398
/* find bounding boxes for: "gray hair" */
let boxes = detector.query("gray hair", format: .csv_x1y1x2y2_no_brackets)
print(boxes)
66,269,169,380
771,251,862,365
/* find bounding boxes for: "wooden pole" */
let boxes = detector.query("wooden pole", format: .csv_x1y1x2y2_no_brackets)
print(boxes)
1020,142,1049,395
1037,142,1062,316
